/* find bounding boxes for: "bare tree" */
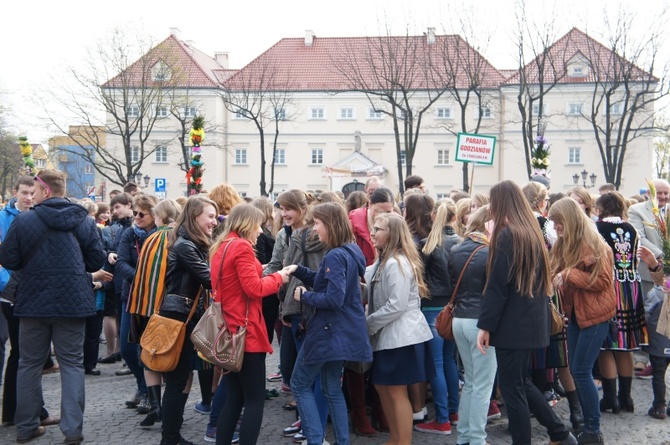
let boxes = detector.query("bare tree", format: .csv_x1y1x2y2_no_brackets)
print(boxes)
0,136,23,202
334,25,448,195
434,17,502,192
221,57,297,196
512,0,569,179
42,27,182,186
582,12,670,188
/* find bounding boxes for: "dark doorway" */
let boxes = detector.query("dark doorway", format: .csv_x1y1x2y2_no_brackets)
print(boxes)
342,180,365,198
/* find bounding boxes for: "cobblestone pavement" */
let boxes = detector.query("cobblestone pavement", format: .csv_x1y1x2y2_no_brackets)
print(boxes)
1,341,669,445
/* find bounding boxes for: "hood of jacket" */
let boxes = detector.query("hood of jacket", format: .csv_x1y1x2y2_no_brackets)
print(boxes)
341,242,366,278
3,198,20,218
33,198,89,232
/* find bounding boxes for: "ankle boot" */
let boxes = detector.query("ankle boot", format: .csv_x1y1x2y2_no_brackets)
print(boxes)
599,378,620,414
565,390,584,431
617,376,634,412
140,385,162,427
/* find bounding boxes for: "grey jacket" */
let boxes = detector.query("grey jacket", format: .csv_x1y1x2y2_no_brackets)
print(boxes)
365,255,432,352
263,228,289,276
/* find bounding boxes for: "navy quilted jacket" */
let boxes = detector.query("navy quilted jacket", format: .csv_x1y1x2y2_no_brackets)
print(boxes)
0,197,106,318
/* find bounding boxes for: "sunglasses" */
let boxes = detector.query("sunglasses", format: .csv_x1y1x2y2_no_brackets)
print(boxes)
133,211,148,218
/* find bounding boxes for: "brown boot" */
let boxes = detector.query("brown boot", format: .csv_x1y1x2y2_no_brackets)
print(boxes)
345,369,377,436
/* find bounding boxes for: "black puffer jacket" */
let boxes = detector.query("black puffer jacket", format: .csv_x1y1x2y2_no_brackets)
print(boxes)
0,197,105,318
419,227,461,308
162,227,211,322
450,237,489,319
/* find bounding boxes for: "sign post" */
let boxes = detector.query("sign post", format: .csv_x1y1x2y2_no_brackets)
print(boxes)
455,133,497,191
154,178,166,200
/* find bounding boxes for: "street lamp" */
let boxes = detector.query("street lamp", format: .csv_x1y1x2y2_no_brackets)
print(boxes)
572,169,597,188
134,172,142,184
143,174,150,188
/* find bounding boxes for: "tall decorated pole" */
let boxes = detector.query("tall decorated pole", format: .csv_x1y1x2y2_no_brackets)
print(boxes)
18,136,35,175
530,120,551,183
187,115,205,195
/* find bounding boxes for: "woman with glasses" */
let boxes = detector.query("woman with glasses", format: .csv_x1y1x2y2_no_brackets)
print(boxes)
366,212,433,445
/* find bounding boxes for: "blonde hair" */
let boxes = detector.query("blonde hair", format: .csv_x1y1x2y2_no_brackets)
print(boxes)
209,183,243,216
568,186,594,217
522,182,548,212
153,199,182,226
455,198,472,237
548,198,608,286
471,193,490,209
251,197,275,230
375,213,429,298
466,204,489,236
422,199,457,255
210,204,264,258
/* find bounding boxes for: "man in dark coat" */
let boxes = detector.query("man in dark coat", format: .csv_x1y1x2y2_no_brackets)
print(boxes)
0,170,106,444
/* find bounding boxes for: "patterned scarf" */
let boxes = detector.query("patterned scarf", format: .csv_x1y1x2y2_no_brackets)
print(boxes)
468,231,490,246
132,225,158,242
128,226,171,317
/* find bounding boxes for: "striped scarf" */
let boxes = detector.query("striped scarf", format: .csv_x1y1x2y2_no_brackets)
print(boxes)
128,226,172,317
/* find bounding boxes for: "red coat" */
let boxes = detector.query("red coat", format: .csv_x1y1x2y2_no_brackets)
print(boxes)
349,207,376,266
211,233,283,353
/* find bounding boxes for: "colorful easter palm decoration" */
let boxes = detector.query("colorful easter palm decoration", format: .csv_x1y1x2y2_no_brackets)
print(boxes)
531,134,550,178
18,136,35,175
187,115,205,195
646,179,670,275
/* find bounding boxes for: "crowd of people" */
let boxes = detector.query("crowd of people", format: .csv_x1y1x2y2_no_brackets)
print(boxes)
0,170,669,445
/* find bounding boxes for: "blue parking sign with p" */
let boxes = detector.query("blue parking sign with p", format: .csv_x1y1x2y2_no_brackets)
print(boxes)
155,178,166,192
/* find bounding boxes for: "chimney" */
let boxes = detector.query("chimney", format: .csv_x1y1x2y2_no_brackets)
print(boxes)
214,52,229,69
169,27,181,38
305,30,315,47
427,27,436,45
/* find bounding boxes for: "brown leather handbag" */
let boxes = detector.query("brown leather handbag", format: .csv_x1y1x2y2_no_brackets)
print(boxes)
436,245,485,340
140,292,200,372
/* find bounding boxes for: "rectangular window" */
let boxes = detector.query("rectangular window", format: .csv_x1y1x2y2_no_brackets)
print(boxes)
310,108,325,120
311,148,323,165
156,107,169,118
36,158,46,168
568,147,581,164
436,193,450,199
568,103,583,115
400,150,406,166
155,145,168,163
532,103,548,116
437,149,450,165
436,107,452,119
127,106,139,118
273,149,286,165
234,109,249,119
84,165,93,174
235,149,247,165
339,107,355,119
368,108,383,119
478,106,492,119
184,107,197,118
610,103,622,115
275,108,286,121
130,146,140,163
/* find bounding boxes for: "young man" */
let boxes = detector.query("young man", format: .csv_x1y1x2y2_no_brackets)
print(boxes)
0,170,106,444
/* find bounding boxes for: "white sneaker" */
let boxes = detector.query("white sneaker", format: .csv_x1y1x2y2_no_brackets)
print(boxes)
300,441,330,445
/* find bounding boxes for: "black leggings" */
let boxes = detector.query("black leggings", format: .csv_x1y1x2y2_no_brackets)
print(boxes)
216,352,266,445
650,354,670,405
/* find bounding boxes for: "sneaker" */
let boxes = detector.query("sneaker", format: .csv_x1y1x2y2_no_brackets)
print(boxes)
545,390,560,407
204,425,217,443
267,371,282,382
487,400,501,421
194,401,211,414
635,364,653,380
448,413,459,425
575,431,604,444
283,420,301,436
412,406,427,423
231,432,240,444
292,431,306,442
300,441,330,445
414,419,452,435
280,382,292,394
633,360,647,371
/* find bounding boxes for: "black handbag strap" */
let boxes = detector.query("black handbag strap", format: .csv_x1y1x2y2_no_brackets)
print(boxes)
447,245,485,308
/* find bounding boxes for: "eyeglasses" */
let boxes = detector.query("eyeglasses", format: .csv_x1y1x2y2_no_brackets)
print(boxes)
34,175,52,196
133,211,148,218
372,226,386,234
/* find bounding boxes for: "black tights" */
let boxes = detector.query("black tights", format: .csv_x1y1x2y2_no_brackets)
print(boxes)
650,354,670,405
216,353,266,445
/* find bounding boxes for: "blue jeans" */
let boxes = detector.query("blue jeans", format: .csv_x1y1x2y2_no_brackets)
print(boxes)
567,320,608,434
290,314,328,430
291,347,348,445
423,309,460,423
453,318,497,445
120,300,146,397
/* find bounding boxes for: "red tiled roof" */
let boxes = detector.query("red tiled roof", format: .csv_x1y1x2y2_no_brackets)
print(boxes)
504,27,654,85
103,35,223,89
223,34,506,92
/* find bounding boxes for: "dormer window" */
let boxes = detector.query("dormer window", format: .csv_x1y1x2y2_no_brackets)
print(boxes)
568,63,589,78
152,62,172,82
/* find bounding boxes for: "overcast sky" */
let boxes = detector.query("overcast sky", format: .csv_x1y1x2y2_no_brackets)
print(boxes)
1,0,668,144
